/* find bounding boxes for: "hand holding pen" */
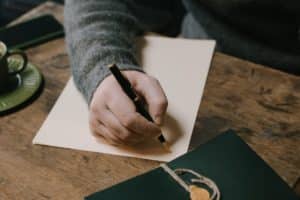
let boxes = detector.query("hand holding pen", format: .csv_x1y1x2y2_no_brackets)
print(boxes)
89,64,168,148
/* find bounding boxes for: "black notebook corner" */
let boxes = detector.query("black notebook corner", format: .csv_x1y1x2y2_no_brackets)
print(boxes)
85,130,299,200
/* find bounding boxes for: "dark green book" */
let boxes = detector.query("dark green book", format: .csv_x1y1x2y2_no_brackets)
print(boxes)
86,130,299,200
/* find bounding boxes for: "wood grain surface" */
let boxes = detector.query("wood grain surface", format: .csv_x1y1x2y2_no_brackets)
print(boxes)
0,2,299,199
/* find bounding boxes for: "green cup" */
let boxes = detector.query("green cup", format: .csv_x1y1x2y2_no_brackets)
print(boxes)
0,41,27,93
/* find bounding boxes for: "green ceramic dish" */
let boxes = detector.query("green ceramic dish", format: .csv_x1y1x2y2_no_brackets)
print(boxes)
0,59,42,113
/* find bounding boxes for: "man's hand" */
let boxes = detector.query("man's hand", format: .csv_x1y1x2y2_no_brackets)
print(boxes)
89,70,168,145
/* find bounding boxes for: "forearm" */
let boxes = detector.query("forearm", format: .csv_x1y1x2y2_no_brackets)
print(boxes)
64,0,143,103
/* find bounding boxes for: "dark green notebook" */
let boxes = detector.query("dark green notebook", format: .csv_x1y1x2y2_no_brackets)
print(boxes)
86,130,299,200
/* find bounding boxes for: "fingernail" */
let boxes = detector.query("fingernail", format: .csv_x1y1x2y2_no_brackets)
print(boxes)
154,116,163,125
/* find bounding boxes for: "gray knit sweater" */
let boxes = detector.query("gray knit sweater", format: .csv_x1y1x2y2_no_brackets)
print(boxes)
64,0,300,103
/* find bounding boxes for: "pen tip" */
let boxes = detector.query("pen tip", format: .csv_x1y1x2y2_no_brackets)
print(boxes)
162,142,171,152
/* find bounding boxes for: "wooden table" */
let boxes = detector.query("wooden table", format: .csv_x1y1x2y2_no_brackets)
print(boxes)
1,2,299,199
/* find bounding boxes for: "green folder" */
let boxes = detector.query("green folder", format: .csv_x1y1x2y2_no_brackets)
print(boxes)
86,130,299,200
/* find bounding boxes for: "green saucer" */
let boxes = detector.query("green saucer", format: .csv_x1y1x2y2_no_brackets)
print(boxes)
0,59,42,113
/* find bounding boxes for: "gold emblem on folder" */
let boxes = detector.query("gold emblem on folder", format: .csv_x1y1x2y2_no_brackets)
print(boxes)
189,185,210,200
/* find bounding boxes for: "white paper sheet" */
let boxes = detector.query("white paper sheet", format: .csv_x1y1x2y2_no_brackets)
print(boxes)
33,36,215,162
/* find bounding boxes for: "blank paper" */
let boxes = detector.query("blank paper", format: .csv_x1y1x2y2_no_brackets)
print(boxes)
33,36,215,162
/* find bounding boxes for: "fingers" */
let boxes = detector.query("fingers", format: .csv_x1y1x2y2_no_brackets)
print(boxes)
99,109,143,144
89,118,123,145
134,76,168,125
106,88,161,138
89,94,124,145
89,102,143,145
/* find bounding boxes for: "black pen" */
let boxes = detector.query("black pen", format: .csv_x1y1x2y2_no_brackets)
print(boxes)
108,64,170,151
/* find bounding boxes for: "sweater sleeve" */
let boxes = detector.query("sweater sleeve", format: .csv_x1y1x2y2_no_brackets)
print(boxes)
64,0,144,104
64,0,185,104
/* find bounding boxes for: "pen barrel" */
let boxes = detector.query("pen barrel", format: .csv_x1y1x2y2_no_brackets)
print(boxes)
134,99,166,143
108,64,166,144
109,64,137,99
109,64,153,120
134,99,153,122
